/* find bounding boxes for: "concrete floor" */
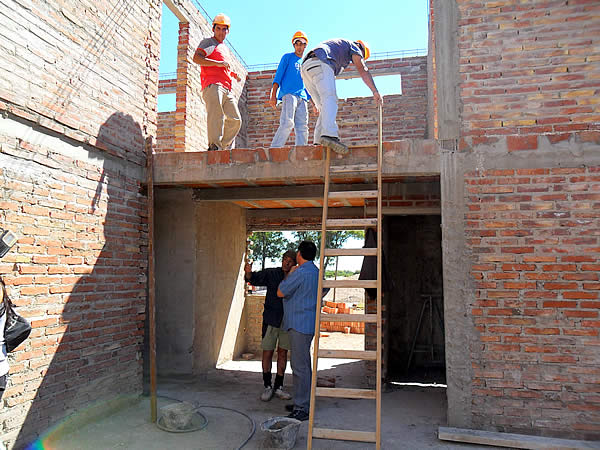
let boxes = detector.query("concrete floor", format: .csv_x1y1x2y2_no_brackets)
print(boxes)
44,357,502,450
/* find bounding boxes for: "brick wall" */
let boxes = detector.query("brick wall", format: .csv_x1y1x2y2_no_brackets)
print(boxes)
243,294,264,355
454,0,600,439
464,166,600,438
157,111,176,153
458,0,600,151
245,56,428,149
0,0,158,445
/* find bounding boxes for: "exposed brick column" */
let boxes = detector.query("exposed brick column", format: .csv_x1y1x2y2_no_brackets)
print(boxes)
175,22,190,152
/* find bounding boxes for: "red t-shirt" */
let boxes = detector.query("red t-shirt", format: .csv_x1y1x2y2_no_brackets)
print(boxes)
197,37,233,91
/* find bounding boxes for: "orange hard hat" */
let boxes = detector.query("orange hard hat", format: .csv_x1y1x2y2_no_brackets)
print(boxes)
292,31,308,45
356,40,371,60
213,13,231,28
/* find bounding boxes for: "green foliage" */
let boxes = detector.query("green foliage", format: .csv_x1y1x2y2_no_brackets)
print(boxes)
248,232,289,270
324,269,360,278
292,230,365,268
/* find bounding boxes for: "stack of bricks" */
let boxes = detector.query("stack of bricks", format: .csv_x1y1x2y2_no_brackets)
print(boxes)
243,294,265,354
320,301,365,334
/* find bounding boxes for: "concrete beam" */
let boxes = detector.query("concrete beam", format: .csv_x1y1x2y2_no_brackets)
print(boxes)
152,140,441,187
192,184,377,201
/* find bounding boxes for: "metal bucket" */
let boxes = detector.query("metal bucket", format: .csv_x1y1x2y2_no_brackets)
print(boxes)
260,416,302,449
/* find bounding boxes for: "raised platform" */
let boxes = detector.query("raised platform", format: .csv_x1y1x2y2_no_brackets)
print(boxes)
152,140,440,189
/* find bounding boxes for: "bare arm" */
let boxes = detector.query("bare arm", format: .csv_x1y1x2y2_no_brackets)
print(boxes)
193,47,230,69
268,82,279,109
352,54,383,106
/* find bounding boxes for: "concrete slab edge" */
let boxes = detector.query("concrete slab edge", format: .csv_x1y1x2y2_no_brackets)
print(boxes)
438,426,600,450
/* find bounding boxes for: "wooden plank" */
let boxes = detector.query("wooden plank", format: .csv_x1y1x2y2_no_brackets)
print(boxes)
320,313,377,323
312,428,376,443
326,218,377,228
316,387,376,399
329,190,378,199
323,279,376,288
324,248,377,256
438,427,600,450
318,349,377,360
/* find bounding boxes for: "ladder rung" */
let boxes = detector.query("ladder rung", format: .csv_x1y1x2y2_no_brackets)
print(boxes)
312,427,376,443
330,164,378,174
320,313,377,323
326,218,377,228
318,349,377,360
324,248,377,257
323,279,376,289
316,387,376,399
328,190,378,199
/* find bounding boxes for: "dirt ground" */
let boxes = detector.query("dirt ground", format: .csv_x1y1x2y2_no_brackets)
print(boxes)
42,330,500,450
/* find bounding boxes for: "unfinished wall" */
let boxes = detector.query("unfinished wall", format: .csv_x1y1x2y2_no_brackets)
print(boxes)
156,111,176,153
194,202,247,371
437,0,600,440
0,0,159,446
154,189,196,375
245,57,428,148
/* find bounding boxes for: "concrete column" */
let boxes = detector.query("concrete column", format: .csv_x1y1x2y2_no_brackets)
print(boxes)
441,149,474,429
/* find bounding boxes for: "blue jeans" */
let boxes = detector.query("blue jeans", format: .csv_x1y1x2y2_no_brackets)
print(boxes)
289,328,313,413
301,58,338,144
270,94,309,147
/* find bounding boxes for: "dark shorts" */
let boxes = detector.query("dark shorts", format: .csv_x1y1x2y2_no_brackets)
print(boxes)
0,374,6,400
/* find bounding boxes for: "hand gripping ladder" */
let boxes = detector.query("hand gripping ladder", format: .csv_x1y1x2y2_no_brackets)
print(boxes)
307,104,383,449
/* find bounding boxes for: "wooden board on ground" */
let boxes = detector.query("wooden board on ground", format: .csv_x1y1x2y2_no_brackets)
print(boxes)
438,427,600,450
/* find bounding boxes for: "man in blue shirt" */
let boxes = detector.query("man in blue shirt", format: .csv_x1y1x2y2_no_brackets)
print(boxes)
301,38,383,155
277,240,319,421
268,31,312,148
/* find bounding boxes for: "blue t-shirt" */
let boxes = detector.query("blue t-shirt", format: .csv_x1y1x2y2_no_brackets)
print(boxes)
273,52,309,101
312,38,364,76
279,261,319,335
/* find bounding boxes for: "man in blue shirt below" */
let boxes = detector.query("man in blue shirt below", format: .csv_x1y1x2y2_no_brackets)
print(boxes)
268,31,313,148
277,240,320,421
301,38,383,155
245,250,297,402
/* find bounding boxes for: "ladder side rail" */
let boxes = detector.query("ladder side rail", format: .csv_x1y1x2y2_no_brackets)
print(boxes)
376,103,383,450
307,148,332,449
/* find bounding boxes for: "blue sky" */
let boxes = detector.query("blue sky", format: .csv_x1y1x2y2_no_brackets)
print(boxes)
158,0,429,111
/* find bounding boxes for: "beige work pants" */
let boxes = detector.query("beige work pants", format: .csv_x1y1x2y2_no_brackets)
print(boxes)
202,84,241,150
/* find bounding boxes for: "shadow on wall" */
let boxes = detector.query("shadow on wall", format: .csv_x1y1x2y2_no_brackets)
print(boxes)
14,113,146,447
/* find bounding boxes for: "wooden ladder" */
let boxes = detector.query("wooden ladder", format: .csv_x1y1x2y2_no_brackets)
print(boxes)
307,104,383,449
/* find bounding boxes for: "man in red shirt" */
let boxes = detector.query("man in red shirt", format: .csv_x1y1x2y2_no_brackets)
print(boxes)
193,13,242,151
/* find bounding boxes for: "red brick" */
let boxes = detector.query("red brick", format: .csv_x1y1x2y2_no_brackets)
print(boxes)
507,135,538,151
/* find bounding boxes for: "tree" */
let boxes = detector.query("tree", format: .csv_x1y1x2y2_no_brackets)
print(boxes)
292,230,365,268
247,232,289,270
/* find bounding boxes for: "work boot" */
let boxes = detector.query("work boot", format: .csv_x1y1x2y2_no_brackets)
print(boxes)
287,409,309,421
207,143,219,151
274,387,292,400
320,136,349,155
261,386,274,402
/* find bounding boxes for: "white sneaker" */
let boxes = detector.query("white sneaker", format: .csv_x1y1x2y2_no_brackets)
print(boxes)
261,386,274,402
274,387,292,400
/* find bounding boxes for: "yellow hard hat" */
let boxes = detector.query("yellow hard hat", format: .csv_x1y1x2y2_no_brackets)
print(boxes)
292,31,308,44
356,40,371,60
212,13,231,28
